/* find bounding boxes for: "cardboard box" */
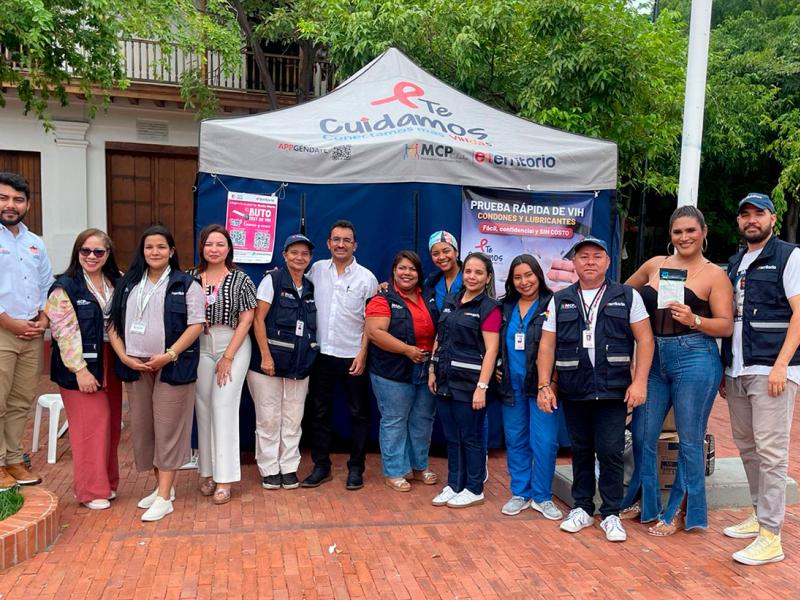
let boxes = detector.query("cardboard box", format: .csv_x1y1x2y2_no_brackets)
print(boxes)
662,408,677,433
657,432,715,490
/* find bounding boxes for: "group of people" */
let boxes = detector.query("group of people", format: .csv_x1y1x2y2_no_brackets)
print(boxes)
0,169,796,566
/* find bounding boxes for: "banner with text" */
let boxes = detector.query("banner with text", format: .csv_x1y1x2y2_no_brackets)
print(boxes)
460,188,595,295
226,191,279,263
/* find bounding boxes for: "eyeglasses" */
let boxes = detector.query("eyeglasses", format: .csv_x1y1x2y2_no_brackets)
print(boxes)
79,247,107,258
329,237,354,245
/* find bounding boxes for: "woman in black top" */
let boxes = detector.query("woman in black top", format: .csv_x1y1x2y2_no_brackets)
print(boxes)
621,206,733,535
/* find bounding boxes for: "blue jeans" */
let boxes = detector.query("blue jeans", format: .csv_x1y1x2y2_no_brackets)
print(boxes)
624,334,721,529
502,393,559,502
437,395,486,494
370,364,436,478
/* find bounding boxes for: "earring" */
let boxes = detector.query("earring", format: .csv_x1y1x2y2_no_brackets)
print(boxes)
702,238,708,253
666,241,675,255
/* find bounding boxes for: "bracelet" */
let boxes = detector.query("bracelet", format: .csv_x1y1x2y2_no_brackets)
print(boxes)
222,354,234,361
537,382,550,390
165,348,178,362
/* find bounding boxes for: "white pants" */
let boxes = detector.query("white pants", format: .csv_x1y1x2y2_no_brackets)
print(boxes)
247,370,309,477
196,325,251,483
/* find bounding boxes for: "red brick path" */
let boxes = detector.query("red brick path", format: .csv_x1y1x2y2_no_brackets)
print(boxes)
0,379,798,598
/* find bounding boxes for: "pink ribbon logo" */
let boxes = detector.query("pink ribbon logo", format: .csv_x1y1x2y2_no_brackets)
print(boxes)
371,81,425,109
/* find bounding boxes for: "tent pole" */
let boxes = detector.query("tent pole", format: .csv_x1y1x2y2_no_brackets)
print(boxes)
300,192,306,234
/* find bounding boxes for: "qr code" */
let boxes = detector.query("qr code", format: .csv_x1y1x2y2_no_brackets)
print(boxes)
331,145,351,160
229,230,246,246
253,231,271,249
229,219,242,227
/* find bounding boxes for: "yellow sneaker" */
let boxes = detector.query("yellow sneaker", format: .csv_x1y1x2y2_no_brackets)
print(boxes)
732,528,784,566
723,512,759,539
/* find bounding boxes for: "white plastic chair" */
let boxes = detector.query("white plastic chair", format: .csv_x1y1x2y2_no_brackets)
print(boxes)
31,393,69,464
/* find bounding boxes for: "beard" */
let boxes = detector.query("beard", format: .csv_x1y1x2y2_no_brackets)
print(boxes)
0,211,25,227
740,223,772,244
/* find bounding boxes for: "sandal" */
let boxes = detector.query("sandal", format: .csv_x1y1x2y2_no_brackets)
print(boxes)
384,477,412,492
620,501,641,521
199,478,216,497
647,513,685,537
212,487,231,505
411,469,439,485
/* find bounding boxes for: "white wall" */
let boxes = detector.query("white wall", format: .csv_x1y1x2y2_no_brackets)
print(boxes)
0,96,202,272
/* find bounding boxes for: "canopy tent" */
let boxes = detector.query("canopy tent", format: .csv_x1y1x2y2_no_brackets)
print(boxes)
195,48,619,451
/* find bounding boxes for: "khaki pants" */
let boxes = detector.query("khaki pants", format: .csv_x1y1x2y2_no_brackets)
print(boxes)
726,375,797,534
0,327,42,466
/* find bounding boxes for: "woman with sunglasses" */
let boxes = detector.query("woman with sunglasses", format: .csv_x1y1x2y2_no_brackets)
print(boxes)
45,229,122,510
191,224,257,505
108,225,205,522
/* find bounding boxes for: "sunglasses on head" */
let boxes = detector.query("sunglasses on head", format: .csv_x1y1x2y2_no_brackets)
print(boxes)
79,247,107,258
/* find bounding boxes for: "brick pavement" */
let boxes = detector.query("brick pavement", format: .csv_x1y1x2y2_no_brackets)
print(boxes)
0,378,798,599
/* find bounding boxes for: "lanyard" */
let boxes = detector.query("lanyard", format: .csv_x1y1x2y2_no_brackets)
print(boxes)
136,267,171,320
517,298,539,331
83,272,111,312
578,283,606,330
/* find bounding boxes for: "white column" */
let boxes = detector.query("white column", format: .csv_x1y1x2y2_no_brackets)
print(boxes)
676,0,713,207
43,120,90,272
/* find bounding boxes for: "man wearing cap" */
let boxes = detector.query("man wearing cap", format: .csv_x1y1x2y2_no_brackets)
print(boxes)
0,172,53,490
537,236,653,542
302,220,378,490
721,193,800,565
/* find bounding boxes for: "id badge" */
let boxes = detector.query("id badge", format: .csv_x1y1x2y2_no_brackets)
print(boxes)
582,330,594,349
295,320,305,336
207,293,217,305
514,332,525,351
130,320,147,335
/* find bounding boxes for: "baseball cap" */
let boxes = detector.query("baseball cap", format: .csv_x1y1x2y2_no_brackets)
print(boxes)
283,233,314,252
428,230,459,252
570,236,609,256
738,193,775,214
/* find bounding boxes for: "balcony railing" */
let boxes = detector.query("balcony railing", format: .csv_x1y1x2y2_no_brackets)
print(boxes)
121,38,335,98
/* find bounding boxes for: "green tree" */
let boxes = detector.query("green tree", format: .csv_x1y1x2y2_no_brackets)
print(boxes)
0,0,243,121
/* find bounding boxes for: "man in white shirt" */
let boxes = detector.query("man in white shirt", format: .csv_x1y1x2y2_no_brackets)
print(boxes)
721,193,800,565
301,220,378,490
537,237,653,543
0,172,54,490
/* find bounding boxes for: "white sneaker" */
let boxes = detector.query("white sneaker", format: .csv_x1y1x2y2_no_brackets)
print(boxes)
82,499,111,510
141,496,174,521
501,496,532,516
179,450,199,470
560,507,594,533
431,486,458,506
108,490,117,500
137,486,176,509
531,499,563,521
600,515,627,542
447,489,485,508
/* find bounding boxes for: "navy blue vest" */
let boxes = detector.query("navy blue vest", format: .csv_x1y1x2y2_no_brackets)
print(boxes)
433,292,499,401
722,236,800,368
50,273,119,390
249,268,319,379
115,270,200,385
421,271,444,325
496,293,552,405
368,287,433,383
553,280,634,401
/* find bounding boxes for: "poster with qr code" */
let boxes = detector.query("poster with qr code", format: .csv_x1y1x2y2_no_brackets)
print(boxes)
225,191,279,263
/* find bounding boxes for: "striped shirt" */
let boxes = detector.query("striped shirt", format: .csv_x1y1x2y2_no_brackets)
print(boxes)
191,269,257,329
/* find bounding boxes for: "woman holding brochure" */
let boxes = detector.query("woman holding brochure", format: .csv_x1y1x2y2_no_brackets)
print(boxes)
620,205,733,536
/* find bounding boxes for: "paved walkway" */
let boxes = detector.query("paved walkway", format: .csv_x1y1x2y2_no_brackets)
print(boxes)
0,378,798,599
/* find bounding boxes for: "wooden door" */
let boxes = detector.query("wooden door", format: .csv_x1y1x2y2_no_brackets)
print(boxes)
0,150,42,234
106,144,198,269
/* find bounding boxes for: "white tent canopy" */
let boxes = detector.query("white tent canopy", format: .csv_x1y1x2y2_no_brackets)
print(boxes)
199,48,617,192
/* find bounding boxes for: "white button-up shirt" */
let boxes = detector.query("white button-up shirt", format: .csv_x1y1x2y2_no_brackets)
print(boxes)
0,222,54,319
307,257,378,358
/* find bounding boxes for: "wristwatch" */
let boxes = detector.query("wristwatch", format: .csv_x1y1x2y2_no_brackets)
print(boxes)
165,347,179,362
691,315,702,330
476,382,489,390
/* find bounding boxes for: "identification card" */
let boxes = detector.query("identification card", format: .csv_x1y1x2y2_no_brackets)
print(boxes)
514,332,525,350
657,268,687,309
207,293,217,305
295,320,305,336
130,320,147,335
582,330,594,349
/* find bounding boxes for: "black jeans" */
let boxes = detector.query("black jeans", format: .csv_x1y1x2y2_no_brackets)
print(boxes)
562,398,627,519
307,353,371,471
